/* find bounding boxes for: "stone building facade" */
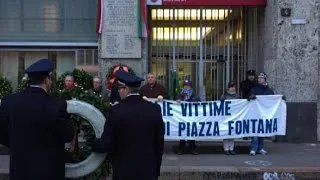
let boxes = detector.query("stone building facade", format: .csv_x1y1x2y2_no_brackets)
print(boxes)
98,0,319,142
262,0,319,142
0,0,318,141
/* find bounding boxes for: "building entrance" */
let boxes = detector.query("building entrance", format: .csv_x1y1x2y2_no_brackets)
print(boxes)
149,7,262,100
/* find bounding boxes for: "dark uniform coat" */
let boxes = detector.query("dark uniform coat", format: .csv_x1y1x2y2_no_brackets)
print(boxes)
109,79,121,104
240,79,257,99
0,87,74,180
93,95,165,180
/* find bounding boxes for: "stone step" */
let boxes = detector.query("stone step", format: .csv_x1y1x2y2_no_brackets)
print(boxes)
159,167,320,180
0,139,274,155
1,167,320,180
162,140,274,154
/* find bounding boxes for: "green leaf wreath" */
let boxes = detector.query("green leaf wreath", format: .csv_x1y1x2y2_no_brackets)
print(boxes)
15,78,28,93
54,70,111,180
0,77,13,99
11,65,136,179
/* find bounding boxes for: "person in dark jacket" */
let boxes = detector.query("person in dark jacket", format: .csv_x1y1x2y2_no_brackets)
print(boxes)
248,72,274,156
91,76,108,100
93,70,165,180
176,79,201,155
139,73,169,101
0,59,75,180
240,70,257,99
220,81,239,155
109,79,121,104
240,70,257,140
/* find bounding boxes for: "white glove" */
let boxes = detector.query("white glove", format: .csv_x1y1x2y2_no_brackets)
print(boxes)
157,95,163,101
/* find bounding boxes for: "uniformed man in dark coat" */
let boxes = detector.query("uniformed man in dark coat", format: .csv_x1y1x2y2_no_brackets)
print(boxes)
0,59,75,180
93,70,165,180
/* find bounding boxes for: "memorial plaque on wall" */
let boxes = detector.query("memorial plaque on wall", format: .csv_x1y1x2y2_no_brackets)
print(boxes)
101,0,141,58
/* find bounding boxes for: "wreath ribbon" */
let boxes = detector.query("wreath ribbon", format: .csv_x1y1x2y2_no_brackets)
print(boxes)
108,65,129,90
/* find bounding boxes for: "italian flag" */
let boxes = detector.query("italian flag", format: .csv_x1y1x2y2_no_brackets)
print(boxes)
96,0,103,34
137,0,148,38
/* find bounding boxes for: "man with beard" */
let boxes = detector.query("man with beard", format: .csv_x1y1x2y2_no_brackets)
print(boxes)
93,70,165,180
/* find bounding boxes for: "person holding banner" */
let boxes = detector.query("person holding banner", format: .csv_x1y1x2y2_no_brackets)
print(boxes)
240,69,257,99
248,72,274,156
220,81,239,155
139,73,168,101
93,70,165,180
176,79,201,155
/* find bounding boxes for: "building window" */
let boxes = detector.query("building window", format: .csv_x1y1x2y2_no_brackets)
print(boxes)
76,49,99,75
44,3,60,33
0,0,98,42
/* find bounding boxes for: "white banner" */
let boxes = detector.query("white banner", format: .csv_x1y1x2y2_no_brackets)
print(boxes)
150,95,287,140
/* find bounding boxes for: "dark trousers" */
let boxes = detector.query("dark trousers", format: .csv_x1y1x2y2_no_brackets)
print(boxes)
179,140,196,150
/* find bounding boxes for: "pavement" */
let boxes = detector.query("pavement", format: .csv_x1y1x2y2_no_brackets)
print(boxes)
159,141,320,179
1,142,320,179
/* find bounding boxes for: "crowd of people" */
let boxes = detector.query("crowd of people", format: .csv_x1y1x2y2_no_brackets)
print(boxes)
67,68,277,156
0,58,282,180
105,68,278,156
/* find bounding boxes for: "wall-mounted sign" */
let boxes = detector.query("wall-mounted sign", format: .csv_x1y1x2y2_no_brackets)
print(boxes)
281,8,291,17
291,18,307,25
147,0,267,6
101,0,141,58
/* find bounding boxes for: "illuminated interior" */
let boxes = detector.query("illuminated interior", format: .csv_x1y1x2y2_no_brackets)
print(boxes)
149,7,254,100
151,9,231,20
152,27,213,41
151,9,235,41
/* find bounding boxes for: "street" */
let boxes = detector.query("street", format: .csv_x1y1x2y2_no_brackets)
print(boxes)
1,142,320,179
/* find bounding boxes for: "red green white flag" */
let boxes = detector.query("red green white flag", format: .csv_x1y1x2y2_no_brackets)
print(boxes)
137,0,148,38
96,0,103,34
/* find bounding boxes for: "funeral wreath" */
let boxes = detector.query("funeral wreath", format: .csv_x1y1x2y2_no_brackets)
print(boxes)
0,76,13,100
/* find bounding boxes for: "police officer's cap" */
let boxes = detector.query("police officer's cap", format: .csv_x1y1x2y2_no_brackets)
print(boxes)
25,59,54,75
116,70,144,88
246,69,256,76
